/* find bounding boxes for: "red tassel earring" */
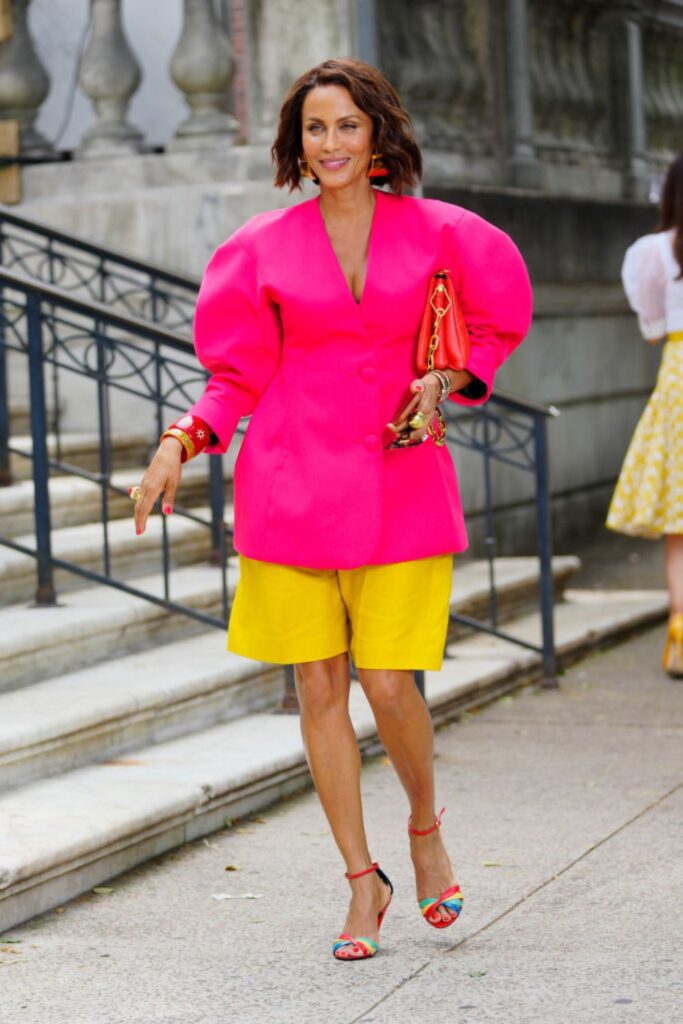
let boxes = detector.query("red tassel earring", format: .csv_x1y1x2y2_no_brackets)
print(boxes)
368,153,388,178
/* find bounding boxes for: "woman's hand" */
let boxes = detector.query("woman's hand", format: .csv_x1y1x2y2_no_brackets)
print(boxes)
132,437,183,535
387,374,441,443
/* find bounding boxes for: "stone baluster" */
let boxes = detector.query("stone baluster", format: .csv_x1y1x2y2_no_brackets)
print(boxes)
505,0,541,188
77,0,143,159
0,0,52,156
169,0,238,149
598,3,648,199
624,18,648,198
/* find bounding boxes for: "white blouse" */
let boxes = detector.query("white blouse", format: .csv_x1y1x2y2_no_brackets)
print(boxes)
621,229,683,340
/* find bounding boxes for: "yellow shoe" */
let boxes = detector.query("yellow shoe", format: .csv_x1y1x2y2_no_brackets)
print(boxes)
663,614,683,679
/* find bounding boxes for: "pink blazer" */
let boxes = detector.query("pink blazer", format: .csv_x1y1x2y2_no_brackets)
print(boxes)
189,190,532,569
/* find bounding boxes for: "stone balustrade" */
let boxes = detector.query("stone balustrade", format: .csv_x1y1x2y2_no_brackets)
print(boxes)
0,0,680,196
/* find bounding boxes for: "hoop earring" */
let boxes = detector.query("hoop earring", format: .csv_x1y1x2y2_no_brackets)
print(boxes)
368,153,388,178
299,158,319,184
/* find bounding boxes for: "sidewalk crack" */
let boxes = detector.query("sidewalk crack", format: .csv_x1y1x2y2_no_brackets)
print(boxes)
443,778,683,956
347,778,682,1024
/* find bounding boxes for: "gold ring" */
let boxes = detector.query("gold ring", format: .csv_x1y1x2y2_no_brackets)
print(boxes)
129,485,142,502
409,410,427,430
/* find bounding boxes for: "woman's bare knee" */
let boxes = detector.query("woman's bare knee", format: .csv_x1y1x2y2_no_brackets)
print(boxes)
295,653,350,717
358,669,416,718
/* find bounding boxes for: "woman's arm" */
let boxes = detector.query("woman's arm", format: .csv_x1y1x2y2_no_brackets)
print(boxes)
444,210,533,407
188,235,283,451
133,233,282,534
621,234,668,342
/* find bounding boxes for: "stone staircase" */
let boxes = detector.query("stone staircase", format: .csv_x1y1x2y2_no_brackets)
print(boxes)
0,416,669,934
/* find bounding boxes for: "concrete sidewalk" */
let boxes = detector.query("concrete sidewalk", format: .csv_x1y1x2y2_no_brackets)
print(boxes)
2,622,682,1024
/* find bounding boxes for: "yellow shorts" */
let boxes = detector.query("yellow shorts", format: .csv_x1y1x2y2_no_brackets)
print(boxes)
227,554,453,670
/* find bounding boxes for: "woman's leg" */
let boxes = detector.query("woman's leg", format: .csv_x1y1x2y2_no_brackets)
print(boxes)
665,535,683,613
294,654,392,956
357,669,457,925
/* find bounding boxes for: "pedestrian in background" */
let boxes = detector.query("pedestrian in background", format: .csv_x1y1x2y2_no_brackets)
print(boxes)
607,151,683,679
132,58,531,959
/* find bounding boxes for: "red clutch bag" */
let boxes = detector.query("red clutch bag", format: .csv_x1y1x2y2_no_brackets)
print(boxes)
416,269,470,373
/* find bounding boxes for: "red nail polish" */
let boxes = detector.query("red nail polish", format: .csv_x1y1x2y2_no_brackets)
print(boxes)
163,505,172,516
415,384,424,392
136,528,142,535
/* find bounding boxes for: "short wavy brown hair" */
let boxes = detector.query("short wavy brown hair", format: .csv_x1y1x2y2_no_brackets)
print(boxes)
271,58,422,195
658,149,683,278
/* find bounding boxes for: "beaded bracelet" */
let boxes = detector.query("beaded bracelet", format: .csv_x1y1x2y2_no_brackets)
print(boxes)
160,414,211,463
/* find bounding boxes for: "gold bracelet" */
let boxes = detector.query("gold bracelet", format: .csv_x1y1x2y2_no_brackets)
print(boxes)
161,427,195,461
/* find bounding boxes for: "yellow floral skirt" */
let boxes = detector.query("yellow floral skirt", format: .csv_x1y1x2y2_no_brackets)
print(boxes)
607,338,683,539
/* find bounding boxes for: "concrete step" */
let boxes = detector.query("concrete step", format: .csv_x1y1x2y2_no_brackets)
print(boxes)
0,586,668,934
0,563,233,693
0,502,235,606
0,555,578,692
10,431,151,481
0,635,283,791
0,461,211,538
449,554,579,636
9,399,63,436
0,556,580,786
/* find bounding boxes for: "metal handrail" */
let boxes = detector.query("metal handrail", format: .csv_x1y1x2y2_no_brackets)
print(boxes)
0,206,199,290
0,208,557,418
0,266,194,347
0,269,231,630
0,217,560,690
0,210,197,337
441,392,558,686
487,386,559,419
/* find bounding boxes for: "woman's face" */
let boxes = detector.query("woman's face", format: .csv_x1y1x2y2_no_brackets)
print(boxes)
301,84,374,190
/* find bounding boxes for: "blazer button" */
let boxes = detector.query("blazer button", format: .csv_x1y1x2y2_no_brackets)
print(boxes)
364,434,380,451
361,366,377,382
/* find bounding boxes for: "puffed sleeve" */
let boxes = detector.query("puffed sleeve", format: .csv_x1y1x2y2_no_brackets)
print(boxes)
621,234,667,341
187,235,282,453
447,210,533,406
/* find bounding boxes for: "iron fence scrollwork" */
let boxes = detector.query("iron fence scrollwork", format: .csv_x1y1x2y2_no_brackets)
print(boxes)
0,209,561,704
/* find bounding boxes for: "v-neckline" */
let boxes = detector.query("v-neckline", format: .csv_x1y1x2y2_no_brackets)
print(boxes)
315,190,381,307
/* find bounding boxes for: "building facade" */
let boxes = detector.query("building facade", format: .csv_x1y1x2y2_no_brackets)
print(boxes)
1,0,682,550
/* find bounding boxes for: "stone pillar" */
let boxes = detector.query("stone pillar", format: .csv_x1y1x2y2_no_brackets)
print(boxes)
623,16,648,199
355,0,378,66
169,0,238,149
0,0,52,156
505,0,541,189
246,0,355,144
77,0,143,159
604,4,649,200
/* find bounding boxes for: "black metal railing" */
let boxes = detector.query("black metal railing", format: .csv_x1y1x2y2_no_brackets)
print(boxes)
0,267,231,629
0,211,560,694
0,206,197,333
443,390,559,687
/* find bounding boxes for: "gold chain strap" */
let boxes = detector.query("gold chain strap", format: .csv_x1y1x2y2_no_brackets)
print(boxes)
425,281,449,447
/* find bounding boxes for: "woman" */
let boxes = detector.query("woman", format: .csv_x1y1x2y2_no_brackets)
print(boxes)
132,59,532,960
607,151,683,680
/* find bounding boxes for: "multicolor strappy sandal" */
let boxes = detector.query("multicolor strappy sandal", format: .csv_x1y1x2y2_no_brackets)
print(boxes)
408,807,463,930
332,861,394,961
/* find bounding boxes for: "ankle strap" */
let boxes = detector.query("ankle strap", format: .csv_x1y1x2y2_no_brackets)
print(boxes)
407,807,446,836
345,861,379,880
